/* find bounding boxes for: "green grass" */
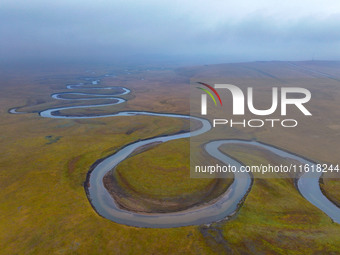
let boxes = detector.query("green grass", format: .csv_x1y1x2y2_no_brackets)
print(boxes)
115,139,215,198
215,144,340,254
1,62,340,254
1,112,214,254
321,174,340,207
109,139,232,212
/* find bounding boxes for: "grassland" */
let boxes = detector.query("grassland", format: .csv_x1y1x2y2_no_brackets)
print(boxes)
105,139,232,212
0,61,340,254
203,144,340,254
320,174,340,208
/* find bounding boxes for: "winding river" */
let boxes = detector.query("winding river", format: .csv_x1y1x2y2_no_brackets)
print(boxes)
9,77,340,227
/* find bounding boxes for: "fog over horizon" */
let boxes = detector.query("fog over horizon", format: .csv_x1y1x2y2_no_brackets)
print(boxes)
1,0,340,66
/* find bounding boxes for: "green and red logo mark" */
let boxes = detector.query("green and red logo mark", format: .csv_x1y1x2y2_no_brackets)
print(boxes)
196,82,223,107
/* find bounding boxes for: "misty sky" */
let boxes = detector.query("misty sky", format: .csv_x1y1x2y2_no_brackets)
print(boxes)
1,0,340,65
